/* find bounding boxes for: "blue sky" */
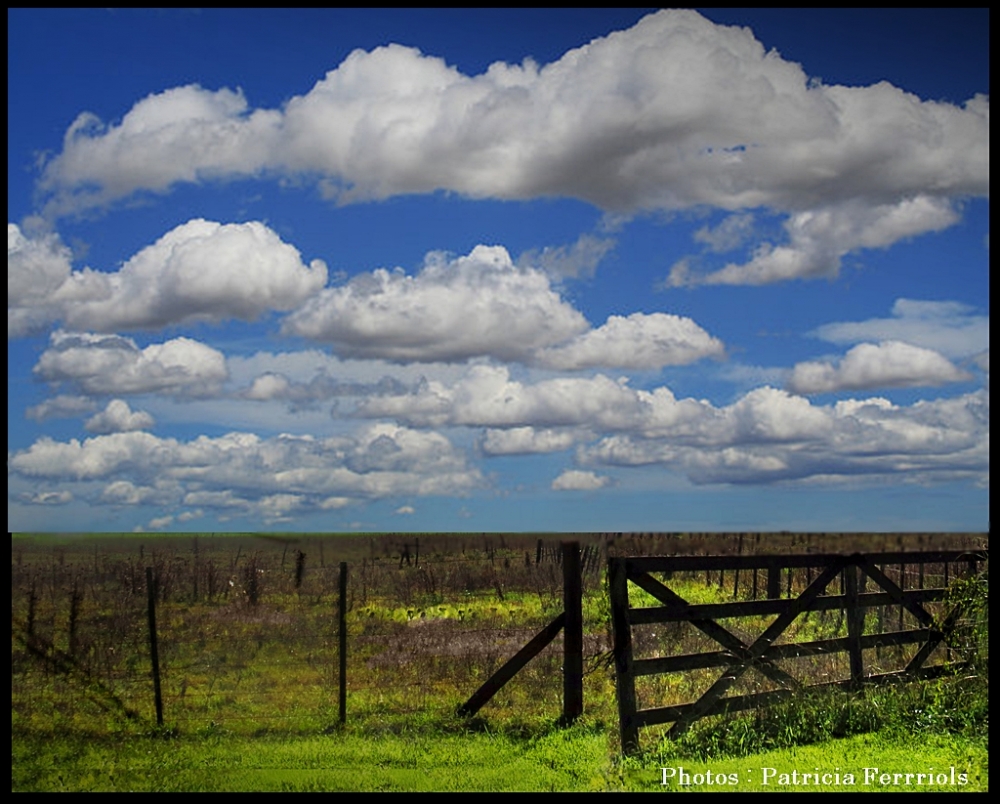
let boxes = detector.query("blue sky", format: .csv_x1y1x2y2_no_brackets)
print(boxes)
7,8,989,534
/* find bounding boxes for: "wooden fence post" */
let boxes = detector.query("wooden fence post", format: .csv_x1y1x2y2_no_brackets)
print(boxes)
608,558,639,755
767,564,781,599
562,541,582,724
145,567,164,726
339,561,347,725
844,561,864,689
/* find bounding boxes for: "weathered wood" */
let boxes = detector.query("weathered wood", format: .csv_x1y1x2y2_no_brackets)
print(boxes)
457,612,565,718
625,550,982,574
145,567,163,727
608,549,985,754
562,541,583,724
844,564,864,688
667,559,845,738
627,587,951,624
626,568,800,691
338,561,347,725
608,558,638,755
634,628,935,676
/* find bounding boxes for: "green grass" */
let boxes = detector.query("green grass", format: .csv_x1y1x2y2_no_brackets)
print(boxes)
12,534,987,791
11,723,988,792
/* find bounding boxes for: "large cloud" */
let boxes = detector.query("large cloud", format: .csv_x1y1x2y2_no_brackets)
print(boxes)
354,363,988,486
8,223,73,336
577,389,989,486
8,423,484,514
284,245,723,368
8,219,328,335
36,10,988,285
787,341,972,395
534,312,724,370
34,330,229,397
668,195,961,286
284,245,588,362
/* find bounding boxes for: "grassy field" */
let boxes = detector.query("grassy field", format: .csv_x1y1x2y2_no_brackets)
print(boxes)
11,531,988,791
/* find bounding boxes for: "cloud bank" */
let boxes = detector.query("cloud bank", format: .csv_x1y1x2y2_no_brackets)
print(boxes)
34,10,988,284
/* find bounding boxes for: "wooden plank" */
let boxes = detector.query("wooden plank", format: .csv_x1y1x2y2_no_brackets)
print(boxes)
857,559,936,628
634,628,935,676
457,612,565,718
625,550,984,575
667,558,846,738
608,558,639,755
628,587,950,625
562,541,583,724
904,596,969,674
634,662,969,731
627,569,801,692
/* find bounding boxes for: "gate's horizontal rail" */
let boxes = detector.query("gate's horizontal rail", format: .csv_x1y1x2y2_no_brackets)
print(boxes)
633,627,935,676
623,550,985,574
630,662,969,730
628,588,950,624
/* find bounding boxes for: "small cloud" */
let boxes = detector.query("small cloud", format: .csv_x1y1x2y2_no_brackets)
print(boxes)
692,212,756,253
551,470,610,491
84,399,155,433
518,233,615,279
21,490,73,505
26,394,97,422
395,505,415,515
788,341,971,395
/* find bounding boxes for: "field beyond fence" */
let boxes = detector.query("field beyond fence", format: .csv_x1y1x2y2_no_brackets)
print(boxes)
11,531,988,790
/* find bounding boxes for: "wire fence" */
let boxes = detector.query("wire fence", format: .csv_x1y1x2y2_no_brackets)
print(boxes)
11,532,985,735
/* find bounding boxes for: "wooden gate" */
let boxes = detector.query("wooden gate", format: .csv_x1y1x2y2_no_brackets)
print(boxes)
608,549,985,754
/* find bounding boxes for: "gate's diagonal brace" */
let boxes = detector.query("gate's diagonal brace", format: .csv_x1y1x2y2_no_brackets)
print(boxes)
457,612,565,718
627,569,800,692
857,558,972,671
667,558,847,738
904,595,969,674
858,560,936,628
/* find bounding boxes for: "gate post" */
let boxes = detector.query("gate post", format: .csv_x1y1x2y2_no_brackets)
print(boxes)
562,541,583,724
608,557,639,754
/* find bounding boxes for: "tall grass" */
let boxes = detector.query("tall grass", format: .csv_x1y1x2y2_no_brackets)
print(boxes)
11,532,987,790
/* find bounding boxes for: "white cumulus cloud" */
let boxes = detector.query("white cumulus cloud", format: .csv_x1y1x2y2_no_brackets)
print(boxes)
8,423,484,508
34,330,228,397
788,341,972,394
25,394,98,422
9,219,328,335
811,298,989,359
551,470,610,491
283,245,589,363
8,223,74,336
34,10,987,287
84,399,156,433
535,312,725,371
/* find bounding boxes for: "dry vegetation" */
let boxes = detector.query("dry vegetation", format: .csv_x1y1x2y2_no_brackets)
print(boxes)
11,531,986,741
